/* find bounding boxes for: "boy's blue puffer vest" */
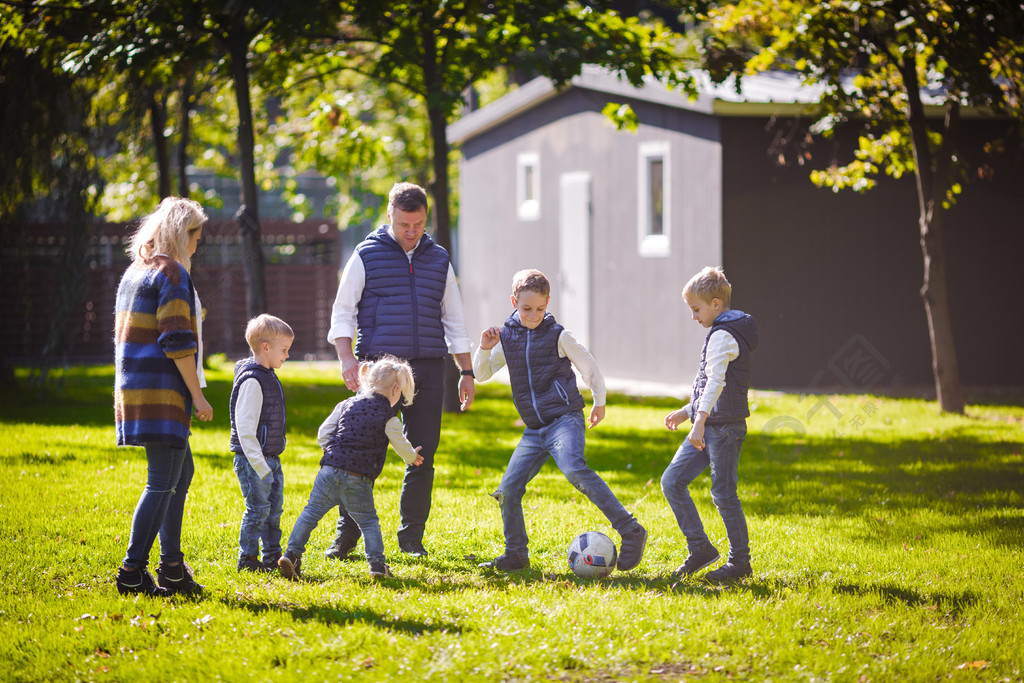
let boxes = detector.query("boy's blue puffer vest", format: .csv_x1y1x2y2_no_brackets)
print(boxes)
321,393,397,479
229,358,287,458
689,310,759,425
354,225,450,360
500,311,585,430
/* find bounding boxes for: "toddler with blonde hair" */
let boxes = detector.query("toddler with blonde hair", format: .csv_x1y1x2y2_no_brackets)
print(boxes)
279,355,422,580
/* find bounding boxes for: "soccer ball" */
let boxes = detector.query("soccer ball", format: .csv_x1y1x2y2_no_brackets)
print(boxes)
567,531,617,579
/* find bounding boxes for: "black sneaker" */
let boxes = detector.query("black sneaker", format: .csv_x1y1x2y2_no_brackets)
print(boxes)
616,524,648,571
398,541,428,558
277,550,302,581
368,560,393,579
705,561,752,583
237,555,264,573
157,562,204,596
478,555,529,571
261,554,281,573
671,547,721,579
116,566,170,597
324,533,361,561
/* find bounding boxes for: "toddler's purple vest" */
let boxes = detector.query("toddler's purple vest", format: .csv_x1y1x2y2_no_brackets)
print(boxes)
500,311,585,429
354,226,449,360
689,311,759,424
229,358,287,458
321,393,397,479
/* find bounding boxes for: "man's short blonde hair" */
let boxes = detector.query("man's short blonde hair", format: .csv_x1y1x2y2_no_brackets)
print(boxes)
511,269,550,299
683,266,732,309
245,314,294,351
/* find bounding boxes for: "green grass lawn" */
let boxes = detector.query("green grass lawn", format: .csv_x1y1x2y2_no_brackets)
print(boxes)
1,362,1021,682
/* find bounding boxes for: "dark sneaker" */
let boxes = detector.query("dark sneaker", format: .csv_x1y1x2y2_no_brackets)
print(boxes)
478,555,529,571
671,547,721,579
261,554,281,573
237,555,264,573
616,524,648,571
368,560,393,579
399,541,428,558
277,550,302,581
324,533,361,561
705,561,752,582
156,562,204,595
116,566,170,597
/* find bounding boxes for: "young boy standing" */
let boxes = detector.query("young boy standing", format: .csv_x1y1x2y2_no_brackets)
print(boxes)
230,314,294,572
474,269,647,572
662,267,759,582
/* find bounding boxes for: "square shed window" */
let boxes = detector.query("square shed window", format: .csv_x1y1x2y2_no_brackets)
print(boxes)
517,152,540,221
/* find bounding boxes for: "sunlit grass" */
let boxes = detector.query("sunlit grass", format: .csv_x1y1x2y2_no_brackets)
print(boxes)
1,363,1021,681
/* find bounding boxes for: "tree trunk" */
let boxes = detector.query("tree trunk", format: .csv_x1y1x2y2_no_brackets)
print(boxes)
148,91,171,199
176,68,194,198
227,22,267,318
901,62,965,414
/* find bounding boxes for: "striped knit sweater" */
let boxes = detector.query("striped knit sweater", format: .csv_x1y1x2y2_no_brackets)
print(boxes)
114,255,199,449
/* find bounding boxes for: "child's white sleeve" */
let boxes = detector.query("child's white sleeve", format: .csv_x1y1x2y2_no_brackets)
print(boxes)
473,341,506,382
317,402,345,449
384,416,419,464
696,329,740,415
558,330,607,406
235,378,271,479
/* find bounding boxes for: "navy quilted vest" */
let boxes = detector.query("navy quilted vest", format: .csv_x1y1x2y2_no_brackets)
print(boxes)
321,393,397,479
500,311,585,429
229,358,287,458
355,226,449,359
689,311,759,424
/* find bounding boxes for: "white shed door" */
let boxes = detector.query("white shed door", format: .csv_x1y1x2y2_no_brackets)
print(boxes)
558,172,592,349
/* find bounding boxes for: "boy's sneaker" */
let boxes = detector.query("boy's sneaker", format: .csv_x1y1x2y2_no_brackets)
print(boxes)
237,555,264,573
277,550,302,581
157,562,204,596
705,561,752,583
477,555,529,571
616,524,648,571
116,566,170,597
671,547,721,579
368,560,393,579
324,532,361,561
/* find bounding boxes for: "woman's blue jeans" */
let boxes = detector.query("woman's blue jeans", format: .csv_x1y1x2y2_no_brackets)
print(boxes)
661,420,750,565
123,442,194,569
493,411,634,560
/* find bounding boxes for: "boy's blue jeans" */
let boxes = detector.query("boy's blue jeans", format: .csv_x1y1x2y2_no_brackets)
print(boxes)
233,454,284,563
661,420,750,565
493,411,635,560
123,442,194,569
287,465,385,564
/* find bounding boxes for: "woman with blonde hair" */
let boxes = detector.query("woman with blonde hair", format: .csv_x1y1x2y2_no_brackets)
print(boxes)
113,197,211,596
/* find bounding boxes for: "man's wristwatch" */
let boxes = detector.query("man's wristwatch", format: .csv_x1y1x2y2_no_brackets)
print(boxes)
460,369,475,378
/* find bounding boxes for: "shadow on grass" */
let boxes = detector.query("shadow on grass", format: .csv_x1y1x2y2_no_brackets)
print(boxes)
222,594,464,634
833,581,979,617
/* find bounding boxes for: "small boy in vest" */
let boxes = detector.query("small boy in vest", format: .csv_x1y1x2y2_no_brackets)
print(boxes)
230,314,294,572
662,267,759,582
473,269,648,572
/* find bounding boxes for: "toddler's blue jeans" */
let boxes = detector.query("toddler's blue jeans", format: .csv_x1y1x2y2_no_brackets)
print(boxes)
493,411,636,560
233,454,284,563
661,420,750,565
287,465,384,564
123,441,194,569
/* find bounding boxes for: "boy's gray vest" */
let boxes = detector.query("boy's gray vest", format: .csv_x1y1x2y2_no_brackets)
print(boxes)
229,358,287,458
500,311,585,429
688,311,759,424
321,393,396,479
355,226,449,360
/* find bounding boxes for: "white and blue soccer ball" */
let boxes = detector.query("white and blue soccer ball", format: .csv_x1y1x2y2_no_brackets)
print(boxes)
567,531,617,579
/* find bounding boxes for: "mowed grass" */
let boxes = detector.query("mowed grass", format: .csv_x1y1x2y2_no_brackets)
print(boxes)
1,362,1022,682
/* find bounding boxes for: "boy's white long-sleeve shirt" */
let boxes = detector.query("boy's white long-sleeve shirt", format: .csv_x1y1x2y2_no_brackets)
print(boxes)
316,399,420,465
472,329,607,406
692,329,741,415
326,231,471,354
235,378,271,479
